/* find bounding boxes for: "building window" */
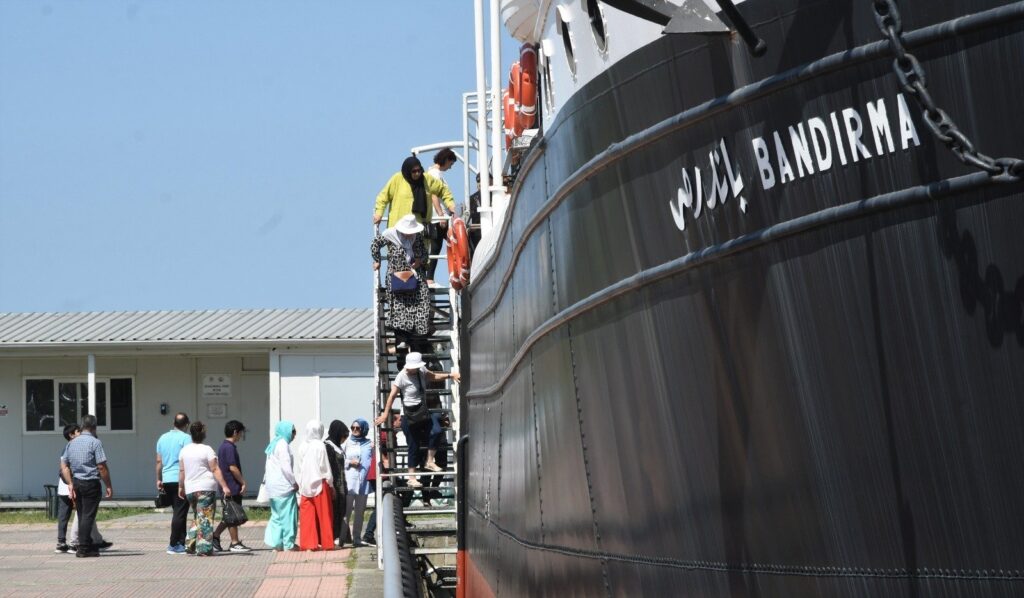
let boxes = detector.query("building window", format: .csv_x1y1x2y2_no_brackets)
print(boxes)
24,377,134,433
25,379,54,432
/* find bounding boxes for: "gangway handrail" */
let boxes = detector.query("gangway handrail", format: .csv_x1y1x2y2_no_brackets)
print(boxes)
381,492,421,598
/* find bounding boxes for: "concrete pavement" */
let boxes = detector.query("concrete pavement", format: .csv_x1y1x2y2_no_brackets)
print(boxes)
0,511,384,597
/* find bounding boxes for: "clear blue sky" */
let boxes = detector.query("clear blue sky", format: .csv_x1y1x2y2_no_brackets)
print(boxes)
0,1,513,313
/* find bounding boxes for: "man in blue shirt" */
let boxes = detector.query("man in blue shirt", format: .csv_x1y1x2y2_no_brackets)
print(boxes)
60,414,113,558
155,412,191,554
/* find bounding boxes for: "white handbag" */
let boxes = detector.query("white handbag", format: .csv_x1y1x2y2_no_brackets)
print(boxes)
255,478,269,504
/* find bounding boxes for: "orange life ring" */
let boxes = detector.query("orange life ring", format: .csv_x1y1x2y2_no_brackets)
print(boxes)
503,89,515,149
446,217,471,291
508,61,522,137
516,44,538,133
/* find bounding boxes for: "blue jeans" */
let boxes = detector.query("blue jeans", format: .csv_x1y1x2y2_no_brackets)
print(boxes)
402,415,430,469
429,413,444,450
402,414,444,468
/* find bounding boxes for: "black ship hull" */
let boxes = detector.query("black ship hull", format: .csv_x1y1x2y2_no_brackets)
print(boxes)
461,1,1024,596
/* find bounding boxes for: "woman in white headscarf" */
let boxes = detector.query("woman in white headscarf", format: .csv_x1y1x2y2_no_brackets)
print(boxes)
296,419,334,551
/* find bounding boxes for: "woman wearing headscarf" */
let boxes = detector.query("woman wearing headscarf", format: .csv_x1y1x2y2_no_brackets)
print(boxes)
296,420,334,551
341,418,374,547
263,421,299,551
324,420,349,546
373,156,455,228
371,213,432,338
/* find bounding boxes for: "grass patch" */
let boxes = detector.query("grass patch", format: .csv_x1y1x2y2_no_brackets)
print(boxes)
244,506,271,521
0,507,151,525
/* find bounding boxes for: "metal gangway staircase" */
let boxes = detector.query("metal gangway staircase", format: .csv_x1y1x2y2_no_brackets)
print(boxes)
372,85,496,597
373,223,464,598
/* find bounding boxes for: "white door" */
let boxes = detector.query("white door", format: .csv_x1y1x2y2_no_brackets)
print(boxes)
238,373,269,495
319,375,375,431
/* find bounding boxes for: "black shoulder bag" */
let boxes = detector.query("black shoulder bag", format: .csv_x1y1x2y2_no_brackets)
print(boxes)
402,370,431,425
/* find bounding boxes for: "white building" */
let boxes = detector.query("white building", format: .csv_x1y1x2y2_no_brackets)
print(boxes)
0,308,374,500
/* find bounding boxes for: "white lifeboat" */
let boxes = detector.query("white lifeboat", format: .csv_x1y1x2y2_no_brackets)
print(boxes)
500,0,544,43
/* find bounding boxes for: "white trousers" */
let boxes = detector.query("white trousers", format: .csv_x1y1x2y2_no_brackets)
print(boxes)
69,510,104,545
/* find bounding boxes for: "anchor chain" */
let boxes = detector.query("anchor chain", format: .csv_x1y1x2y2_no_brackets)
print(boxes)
872,0,1023,182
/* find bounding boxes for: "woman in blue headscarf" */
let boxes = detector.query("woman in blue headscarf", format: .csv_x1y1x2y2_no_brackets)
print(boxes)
263,420,298,551
341,418,374,547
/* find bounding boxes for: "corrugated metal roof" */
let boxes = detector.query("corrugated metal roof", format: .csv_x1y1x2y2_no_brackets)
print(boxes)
0,308,373,346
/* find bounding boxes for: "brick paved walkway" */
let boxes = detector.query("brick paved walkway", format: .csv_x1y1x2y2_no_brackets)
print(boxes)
0,512,383,597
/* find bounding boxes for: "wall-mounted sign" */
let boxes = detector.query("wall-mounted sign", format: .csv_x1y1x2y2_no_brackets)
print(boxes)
0,404,7,417
202,374,232,398
207,403,227,419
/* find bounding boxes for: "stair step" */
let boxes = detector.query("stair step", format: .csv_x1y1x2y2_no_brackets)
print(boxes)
408,526,457,536
378,337,454,344
412,547,458,556
391,486,455,494
378,349,453,355
382,470,456,477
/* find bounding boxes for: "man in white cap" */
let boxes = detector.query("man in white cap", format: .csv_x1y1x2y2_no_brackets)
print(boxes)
374,352,459,486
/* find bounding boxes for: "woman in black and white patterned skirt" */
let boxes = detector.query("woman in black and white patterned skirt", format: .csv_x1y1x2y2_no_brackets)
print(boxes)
371,214,431,339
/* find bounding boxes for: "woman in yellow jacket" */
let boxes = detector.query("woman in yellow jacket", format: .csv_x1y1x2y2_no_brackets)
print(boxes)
373,156,455,229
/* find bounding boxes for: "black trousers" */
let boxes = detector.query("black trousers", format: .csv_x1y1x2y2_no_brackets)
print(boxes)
56,495,73,543
331,485,347,544
72,479,101,553
363,480,377,539
162,482,191,546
